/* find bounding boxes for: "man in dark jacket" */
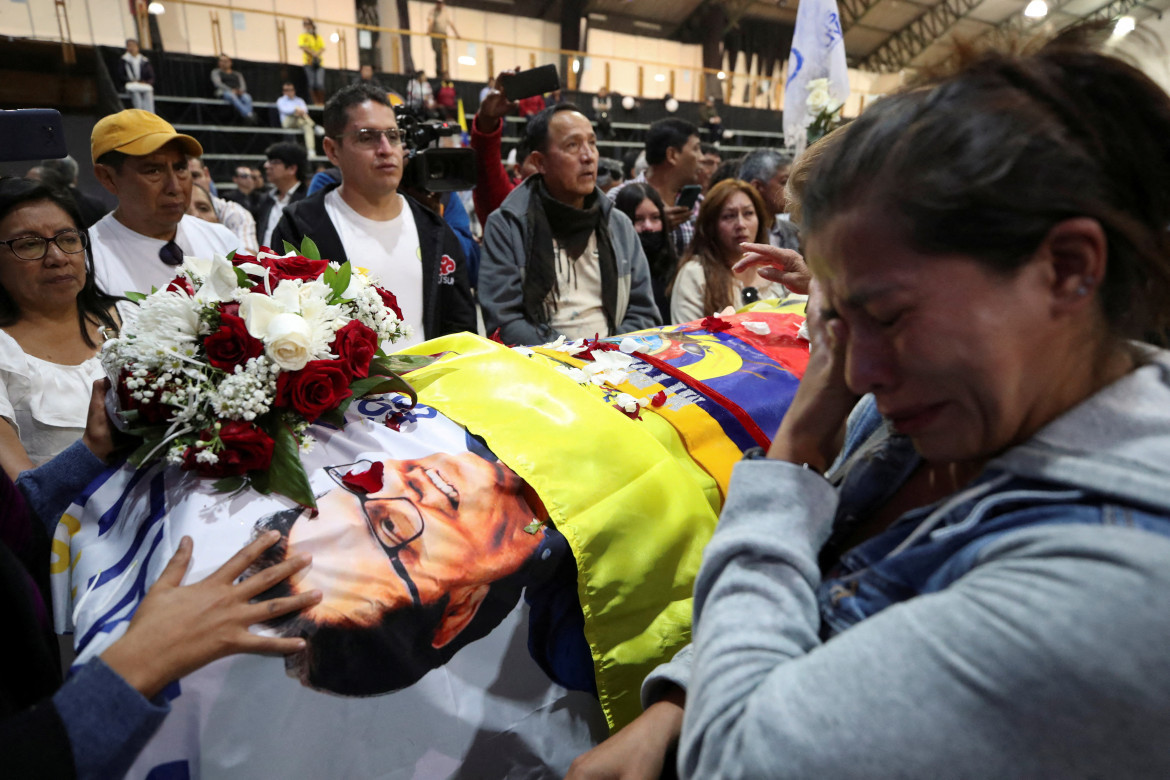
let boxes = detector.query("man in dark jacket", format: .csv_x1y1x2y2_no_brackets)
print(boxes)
272,83,475,346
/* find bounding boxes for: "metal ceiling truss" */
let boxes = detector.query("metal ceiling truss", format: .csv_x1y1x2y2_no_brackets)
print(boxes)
859,0,984,71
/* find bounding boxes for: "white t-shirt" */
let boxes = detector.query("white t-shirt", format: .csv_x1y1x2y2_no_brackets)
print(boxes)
324,189,426,348
549,234,608,341
0,330,104,465
91,212,240,297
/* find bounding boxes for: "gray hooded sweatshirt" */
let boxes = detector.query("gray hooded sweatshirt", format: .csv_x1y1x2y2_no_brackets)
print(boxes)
650,349,1170,779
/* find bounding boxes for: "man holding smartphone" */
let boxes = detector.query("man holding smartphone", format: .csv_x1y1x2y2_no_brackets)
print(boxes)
608,117,703,257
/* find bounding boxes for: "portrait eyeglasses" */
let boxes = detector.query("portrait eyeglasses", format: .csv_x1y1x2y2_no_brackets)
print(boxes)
331,128,405,149
326,461,425,607
0,230,87,261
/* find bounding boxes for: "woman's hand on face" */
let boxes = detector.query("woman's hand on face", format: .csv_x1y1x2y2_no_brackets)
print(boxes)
565,690,686,780
99,531,321,700
733,242,811,294
767,277,860,471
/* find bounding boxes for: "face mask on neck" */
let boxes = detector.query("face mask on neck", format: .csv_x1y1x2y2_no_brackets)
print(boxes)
638,229,666,257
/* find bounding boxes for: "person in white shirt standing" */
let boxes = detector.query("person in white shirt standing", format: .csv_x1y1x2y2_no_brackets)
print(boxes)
270,82,475,348
88,109,239,297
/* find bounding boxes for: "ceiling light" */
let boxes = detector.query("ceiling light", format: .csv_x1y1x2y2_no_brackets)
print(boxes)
572,59,581,73
330,32,341,42
458,55,476,66
1114,14,1136,34
654,73,666,82
1023,0,1047,17
717,70,726,80
148,1,165,13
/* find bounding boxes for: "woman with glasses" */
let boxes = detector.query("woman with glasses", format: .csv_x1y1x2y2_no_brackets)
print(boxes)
668,178,784,324
0,178,123,477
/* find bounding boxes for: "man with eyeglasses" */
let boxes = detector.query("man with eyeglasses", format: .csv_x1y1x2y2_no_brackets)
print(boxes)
271,82,475,347
88,109,239,297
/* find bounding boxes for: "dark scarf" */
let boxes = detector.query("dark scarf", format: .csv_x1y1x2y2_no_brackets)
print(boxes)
522,176,618,334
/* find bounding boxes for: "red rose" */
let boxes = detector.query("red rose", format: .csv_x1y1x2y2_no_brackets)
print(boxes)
230,251,259,266
165,276,194,295
275,359,353,420
219,301,241,318
330,320,379,379
375,286,404,320
182,421,274,477
204,312,264,372
265,255,329,283
115,369,171,425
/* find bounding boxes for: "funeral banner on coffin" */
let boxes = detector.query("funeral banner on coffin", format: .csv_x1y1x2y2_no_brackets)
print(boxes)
51,306,809,777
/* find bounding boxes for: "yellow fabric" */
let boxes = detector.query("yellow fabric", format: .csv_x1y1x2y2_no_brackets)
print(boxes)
399,334,721,731
298,32,324,65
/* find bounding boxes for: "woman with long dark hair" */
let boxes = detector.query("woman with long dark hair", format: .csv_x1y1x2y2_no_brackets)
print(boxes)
669,179,783,323
613,182,678,319
0,178,123,476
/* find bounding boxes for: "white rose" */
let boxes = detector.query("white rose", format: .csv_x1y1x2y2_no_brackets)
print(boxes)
264,313,313,371
195,254,243,304
238,292,288,341
807,77,829,91
806,87,831,114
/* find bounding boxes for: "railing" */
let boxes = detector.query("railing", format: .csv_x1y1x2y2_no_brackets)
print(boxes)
37,0,803,110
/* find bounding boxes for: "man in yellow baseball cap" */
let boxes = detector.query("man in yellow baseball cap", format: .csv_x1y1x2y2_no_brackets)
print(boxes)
88,109,239,297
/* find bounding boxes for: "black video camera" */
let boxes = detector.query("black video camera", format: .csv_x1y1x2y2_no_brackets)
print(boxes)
393,106,476,193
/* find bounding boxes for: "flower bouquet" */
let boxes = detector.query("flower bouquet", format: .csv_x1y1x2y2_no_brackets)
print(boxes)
804,77,845,145
102,239,431,508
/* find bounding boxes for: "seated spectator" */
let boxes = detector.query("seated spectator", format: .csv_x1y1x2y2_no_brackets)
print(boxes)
222,164,262,219
116,38,155,114
573,41,1170,780
89,110,238,296
405,70,435,117
0,179,123,475
613,182,677,320
670,179,781,324
479,76,496,105
436,78,457,121
30,156,108,228
352,63,380,87
276,82,320,155
517,91,547,118
211,54,256,125
479,103,660,344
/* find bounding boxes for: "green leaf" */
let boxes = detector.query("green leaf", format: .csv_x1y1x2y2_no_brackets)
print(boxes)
265,422,316,508
524,520,544,535
124,291,147,303
283,240,298,255
353,372,417,407
127,431,168,467
316,406,347,428
329,261,351,300
226,249,236,263
299,236,321,261
371,354,435,376
233,266,255,288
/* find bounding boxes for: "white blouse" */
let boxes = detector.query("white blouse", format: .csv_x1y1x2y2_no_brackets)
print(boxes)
0,329,104,465
670,259,789,325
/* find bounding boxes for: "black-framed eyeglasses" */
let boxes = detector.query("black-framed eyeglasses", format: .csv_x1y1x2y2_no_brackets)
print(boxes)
331,128,405,149
741,286,760,305
0,229,87,261
326,461,424,607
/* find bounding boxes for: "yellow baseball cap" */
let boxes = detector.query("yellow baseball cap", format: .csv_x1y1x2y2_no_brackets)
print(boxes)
91,109,203,162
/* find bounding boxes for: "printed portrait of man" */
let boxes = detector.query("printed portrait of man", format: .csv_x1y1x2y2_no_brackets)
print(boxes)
246,441,552,696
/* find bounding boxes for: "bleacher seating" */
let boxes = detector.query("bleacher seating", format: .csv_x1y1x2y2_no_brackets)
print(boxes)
98,45,791,192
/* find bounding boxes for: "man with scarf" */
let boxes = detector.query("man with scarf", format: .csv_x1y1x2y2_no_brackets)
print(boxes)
479,104,660,346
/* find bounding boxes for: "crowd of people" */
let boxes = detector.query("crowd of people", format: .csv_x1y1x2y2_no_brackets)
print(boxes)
5,21,1170,778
